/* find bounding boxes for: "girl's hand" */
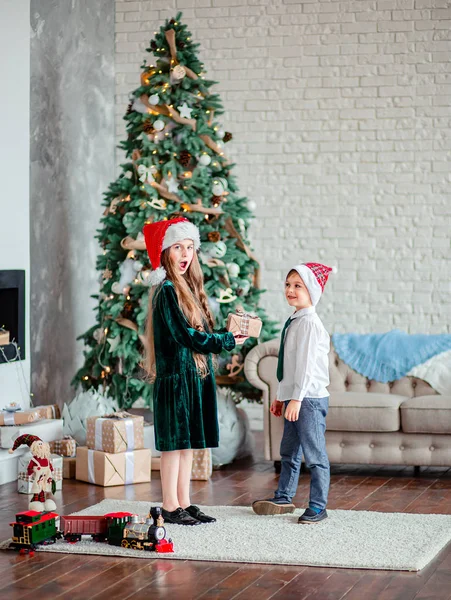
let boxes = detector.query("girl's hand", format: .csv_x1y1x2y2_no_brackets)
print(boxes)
285,400,301,422
270,399,284,417
233,334,249,345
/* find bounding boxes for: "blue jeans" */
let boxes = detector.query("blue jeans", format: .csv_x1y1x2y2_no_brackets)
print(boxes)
275,397,330,510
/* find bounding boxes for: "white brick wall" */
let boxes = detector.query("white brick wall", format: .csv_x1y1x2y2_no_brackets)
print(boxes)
115,0,451,334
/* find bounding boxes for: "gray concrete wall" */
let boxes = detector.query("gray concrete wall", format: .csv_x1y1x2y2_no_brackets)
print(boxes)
30,1,115,407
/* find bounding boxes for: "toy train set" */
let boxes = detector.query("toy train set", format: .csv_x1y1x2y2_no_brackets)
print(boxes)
9,506,174,556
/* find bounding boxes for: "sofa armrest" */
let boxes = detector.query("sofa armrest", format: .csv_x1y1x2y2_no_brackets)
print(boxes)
245,339,282,461
244,338,280,393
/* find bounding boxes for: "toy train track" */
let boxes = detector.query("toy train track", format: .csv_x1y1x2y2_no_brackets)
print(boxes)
9,506,173,555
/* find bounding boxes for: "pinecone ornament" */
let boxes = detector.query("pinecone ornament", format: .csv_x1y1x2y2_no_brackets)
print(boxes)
142,120,155,134
179,150,191,167
208,231,221,243
126,101,133,115
224,132,233,143
211,195,223,207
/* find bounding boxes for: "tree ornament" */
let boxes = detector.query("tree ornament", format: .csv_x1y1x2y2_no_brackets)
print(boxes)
111,282,123,294
217,287,237,304
216,177,228,190
198,153,211,166
178,41,185,49
118,258,136,289
170,65,186,83
212,182,224,196
150,40,157,51
179,150,191,167
153,119,165,131
142,120,155,134
133,261,143,272
166,177,179,194
216,128,225,139
137,164,157,183
248,200,257,211
211,196,223,207
208,296,220,317
126,101,133,115
237,218,246,235
107,336,120,352
149,198,167,210
122,301,134,320
223,132,233,143
93,328,105,343
124,171,133,179
227,262,240,278
204,240,227,258
137,270,153,286
207,231,221,243
149,94,159,105
236,279,251,296
103,268,113,280
177,102,193,119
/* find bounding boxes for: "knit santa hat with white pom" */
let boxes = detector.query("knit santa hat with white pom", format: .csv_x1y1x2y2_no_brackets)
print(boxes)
291,262,337,306
143,217,201,285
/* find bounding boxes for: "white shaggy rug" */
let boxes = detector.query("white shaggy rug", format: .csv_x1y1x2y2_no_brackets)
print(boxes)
3,499,451,571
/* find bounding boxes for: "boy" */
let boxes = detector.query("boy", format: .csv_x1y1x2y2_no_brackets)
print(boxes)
252,262,335,524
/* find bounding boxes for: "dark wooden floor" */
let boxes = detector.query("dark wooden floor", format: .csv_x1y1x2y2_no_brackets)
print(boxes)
1,434,451,600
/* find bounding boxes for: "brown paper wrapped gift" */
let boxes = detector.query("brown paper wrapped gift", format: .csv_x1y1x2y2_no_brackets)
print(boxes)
226,310,262,338
76,447,151,487
191,449,212,481
34,404,61,420
63,457,76,479
86,412,144,454
49,436,76,457
0,408,41,426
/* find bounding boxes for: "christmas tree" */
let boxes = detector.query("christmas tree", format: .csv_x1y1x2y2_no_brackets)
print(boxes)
73,13,278,409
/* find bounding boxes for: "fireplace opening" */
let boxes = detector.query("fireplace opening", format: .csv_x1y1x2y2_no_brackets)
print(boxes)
0,270,25,363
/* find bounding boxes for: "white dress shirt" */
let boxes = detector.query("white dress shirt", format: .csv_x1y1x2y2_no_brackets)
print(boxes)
277,306,330,402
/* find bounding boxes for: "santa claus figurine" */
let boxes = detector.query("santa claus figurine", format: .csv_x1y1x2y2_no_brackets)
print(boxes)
9,434,57,512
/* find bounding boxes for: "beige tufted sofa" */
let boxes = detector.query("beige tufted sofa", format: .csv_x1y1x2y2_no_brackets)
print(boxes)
244,339,451,470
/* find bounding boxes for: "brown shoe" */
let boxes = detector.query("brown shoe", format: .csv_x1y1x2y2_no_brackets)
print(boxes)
252,498,295,515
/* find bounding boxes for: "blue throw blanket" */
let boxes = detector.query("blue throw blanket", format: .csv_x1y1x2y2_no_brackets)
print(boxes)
332,330,451,383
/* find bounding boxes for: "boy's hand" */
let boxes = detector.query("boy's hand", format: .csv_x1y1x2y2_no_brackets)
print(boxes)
285,400,301,422
270,399,284,417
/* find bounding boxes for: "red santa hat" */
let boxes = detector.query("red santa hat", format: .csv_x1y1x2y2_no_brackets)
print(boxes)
291,262,337,306
8,434,41,454
143,217,201,285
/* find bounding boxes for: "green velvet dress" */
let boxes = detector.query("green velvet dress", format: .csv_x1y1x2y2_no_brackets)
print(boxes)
152,280,236,452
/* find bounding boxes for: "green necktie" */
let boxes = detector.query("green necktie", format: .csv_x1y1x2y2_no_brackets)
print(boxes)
277,316,293,382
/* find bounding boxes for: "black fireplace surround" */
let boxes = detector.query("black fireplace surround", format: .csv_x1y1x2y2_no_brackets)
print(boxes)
0,270,25,363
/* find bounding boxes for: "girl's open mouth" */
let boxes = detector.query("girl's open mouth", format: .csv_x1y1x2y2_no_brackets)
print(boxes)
180,261,188,270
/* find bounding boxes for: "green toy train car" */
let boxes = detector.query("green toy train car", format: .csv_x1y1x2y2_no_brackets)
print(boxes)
9,511,61,555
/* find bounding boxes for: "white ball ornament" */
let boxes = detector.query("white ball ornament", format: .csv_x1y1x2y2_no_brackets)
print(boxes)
199,154,211,167
149,94,159,105
212,182,224,196
133,261,143,272
204,241,227,259
111,282,123,294
153,119,165,131
227,262,240,278
248,200,257,211
216,129,225,139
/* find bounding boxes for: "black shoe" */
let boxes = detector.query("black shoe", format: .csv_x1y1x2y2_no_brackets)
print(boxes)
161,507,201,526
252,497,295,515
298,508,328,524
184,505,216,523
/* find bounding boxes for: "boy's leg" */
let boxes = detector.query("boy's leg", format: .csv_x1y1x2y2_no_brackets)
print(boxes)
275,415,303,501
298,398,330,515
252,413,301,515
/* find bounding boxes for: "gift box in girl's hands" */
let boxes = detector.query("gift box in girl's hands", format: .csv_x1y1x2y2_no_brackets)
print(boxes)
226,309,262,338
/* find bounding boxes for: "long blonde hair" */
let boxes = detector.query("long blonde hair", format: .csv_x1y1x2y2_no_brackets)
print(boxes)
144,247,215,381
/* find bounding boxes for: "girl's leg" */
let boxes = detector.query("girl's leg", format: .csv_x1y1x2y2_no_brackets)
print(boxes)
177,449,193,509
160,450,181,512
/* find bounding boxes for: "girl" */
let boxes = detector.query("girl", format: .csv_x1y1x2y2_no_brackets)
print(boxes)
143,217,246,525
